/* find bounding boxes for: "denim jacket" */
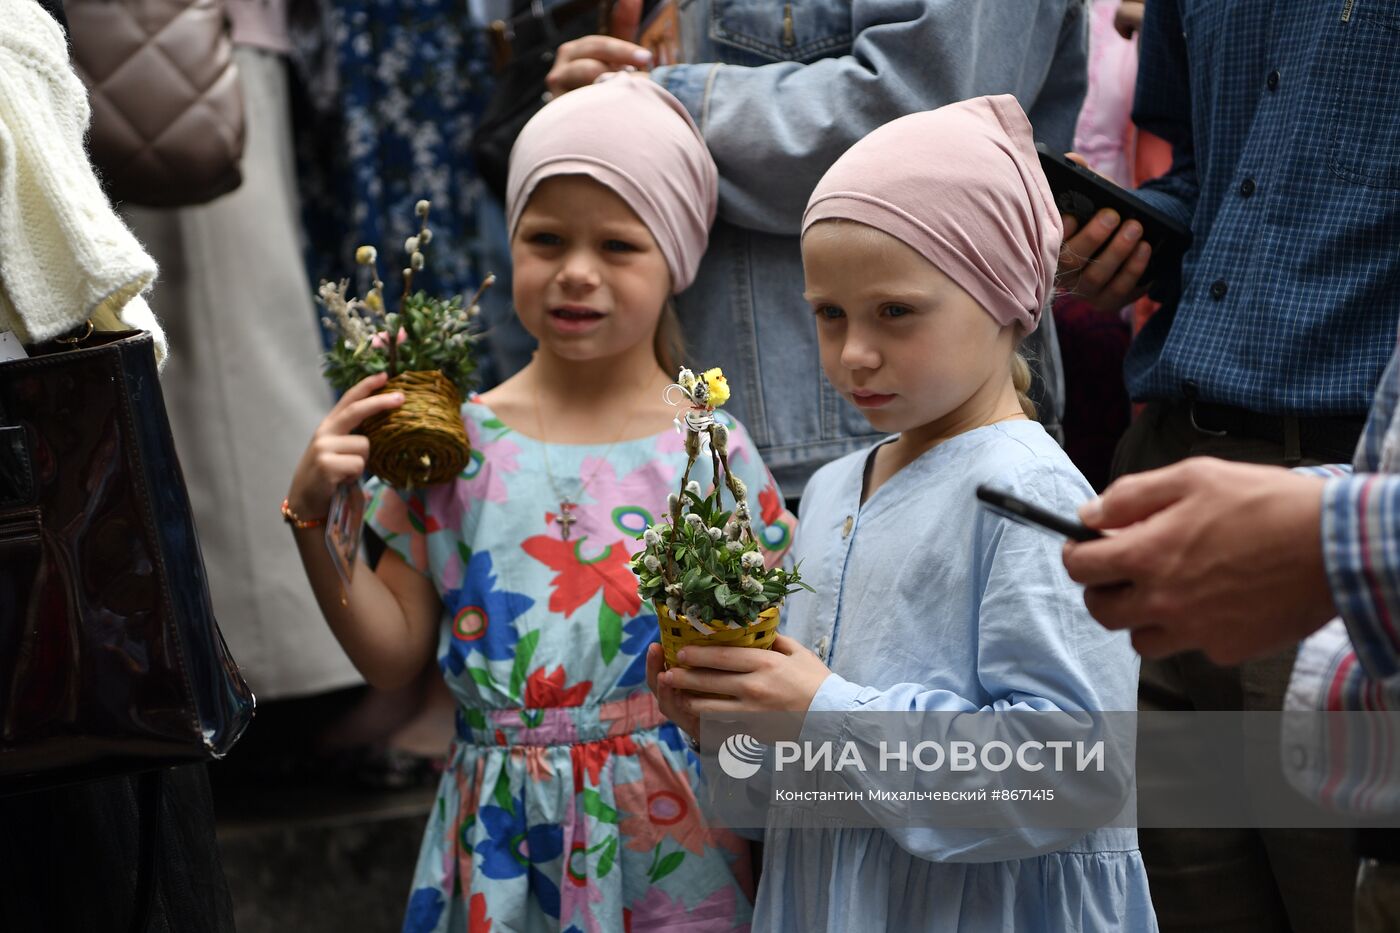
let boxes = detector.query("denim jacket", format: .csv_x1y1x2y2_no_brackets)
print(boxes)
651,0,1089,493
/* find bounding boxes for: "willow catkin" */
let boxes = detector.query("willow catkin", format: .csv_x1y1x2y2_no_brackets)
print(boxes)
363,370,470,488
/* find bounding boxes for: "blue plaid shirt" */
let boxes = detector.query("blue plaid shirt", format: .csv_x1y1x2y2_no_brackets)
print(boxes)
1284,347,1400,812
1128,0,1400,417
1320,347,1400,680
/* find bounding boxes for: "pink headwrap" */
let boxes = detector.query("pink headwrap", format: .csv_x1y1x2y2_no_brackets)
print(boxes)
801,95,1061,333
506,74,718,294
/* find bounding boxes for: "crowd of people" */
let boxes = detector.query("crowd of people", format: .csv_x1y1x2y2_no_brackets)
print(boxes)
4,0,1400,930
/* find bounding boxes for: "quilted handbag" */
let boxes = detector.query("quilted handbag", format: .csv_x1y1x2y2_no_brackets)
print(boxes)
66,0,245,207
0,328,255,794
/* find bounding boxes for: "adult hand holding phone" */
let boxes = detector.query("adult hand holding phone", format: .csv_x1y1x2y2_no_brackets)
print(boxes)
1055,153,1153,312
1060,458,1336,664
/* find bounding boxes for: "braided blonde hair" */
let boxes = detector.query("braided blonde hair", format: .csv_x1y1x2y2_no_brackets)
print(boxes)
1010,350,1036,420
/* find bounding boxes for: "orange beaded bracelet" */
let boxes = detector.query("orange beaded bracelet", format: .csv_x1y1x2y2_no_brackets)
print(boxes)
280,497,327,530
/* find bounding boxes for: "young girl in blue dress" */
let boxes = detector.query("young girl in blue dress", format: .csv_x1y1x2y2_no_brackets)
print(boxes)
649,96,1158,931
287,75,794,932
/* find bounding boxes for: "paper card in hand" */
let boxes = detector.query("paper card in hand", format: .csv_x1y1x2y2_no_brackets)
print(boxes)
325,481,365,598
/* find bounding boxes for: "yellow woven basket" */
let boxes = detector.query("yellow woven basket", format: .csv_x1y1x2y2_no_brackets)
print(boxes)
362,370,471,488
657,603,781,670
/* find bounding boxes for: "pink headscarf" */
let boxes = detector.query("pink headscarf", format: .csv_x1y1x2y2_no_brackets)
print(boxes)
801,95,1061,333
506,74,718,294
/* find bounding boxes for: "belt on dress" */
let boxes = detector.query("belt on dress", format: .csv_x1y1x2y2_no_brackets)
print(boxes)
455,695,669,747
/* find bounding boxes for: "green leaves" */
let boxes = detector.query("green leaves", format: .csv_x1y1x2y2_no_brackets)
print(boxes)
509,629,541,701
596,836,618,878
598,604,622,665
652,851,685,882
321,288,481,395
646,843,686,883
582,789,618,823
492,770,513,814
633,458,806,626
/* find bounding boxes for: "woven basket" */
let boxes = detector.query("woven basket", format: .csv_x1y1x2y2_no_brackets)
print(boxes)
362,370,470,488
657,603,781,670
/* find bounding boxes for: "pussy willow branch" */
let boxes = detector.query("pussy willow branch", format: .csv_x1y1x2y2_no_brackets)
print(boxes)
466,274,496,310
665,448,699,583
715,445,752,544
392,266,413,378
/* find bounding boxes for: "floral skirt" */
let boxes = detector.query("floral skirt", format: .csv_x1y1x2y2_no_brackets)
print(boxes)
401,698,754,932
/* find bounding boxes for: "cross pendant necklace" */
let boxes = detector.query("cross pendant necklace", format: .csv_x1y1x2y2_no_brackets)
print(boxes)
555,498,578,540
534,379,652,542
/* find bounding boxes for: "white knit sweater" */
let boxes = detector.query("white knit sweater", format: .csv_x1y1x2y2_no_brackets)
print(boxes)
0,0,167,363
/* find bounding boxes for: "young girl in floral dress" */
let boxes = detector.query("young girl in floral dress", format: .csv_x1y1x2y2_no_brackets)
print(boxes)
286,75,793,932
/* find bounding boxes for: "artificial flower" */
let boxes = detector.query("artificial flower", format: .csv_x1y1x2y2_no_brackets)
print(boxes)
702,367,730,407
371,326,409,350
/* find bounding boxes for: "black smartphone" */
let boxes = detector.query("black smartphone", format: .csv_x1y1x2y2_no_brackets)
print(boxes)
1035,143,1192,288
975,485,1102,542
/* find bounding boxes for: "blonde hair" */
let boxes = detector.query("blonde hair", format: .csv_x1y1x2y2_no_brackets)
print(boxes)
653,299,686,377
1011,351,1036,420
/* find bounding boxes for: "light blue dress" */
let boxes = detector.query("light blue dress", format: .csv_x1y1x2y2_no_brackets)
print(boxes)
751,421,1158,932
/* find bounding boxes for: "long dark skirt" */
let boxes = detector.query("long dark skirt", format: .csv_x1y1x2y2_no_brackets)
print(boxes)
0,765,235,933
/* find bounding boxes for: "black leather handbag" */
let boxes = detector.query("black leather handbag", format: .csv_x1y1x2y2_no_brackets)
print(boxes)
471,0,608,201
0,328,254,794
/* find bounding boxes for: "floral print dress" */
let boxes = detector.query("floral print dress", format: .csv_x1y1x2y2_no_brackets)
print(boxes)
365,396,795,933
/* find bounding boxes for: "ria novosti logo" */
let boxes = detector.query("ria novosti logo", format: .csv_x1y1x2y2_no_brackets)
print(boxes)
718,733,766,779
714,732,1107,780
